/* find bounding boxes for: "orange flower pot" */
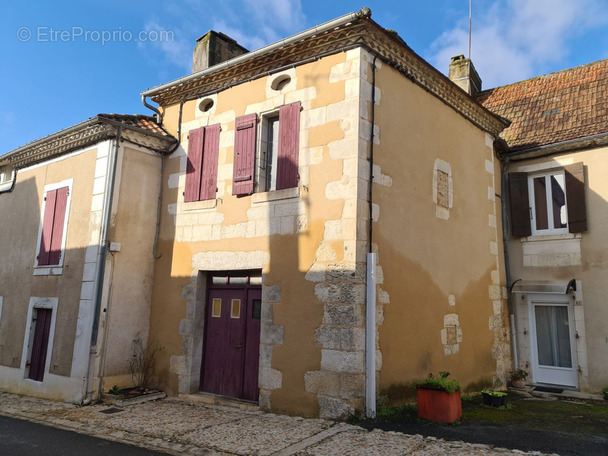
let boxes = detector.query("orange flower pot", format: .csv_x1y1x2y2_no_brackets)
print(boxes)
416,387,462,423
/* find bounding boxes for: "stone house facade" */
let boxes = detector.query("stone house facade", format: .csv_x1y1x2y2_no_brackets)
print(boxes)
0,115,176,402
143,10,511,418
479,59,608,394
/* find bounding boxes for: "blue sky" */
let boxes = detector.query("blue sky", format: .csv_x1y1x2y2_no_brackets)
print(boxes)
2,0,608,153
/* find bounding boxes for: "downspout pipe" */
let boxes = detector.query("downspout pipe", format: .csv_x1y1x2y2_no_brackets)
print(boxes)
366,54,379,419
499,151,518,370
142,95,163,124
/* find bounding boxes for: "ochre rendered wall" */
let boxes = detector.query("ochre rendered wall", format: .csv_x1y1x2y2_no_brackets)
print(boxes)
371,59,510,403
149,50,365,418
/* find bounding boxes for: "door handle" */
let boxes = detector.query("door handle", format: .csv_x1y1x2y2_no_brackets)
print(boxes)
235,344,243,350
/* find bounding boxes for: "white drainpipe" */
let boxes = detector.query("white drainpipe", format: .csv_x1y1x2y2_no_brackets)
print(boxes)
366,252,377,418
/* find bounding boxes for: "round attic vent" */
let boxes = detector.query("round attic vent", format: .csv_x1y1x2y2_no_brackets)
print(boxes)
199,98,214,112
270,74,291,91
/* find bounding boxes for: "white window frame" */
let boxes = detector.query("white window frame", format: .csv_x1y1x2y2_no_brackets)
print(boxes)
33,179,73,275
527,170,568,236
21,297,58,382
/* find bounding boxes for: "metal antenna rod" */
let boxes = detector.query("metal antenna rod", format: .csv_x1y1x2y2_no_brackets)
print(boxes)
469,0,472,59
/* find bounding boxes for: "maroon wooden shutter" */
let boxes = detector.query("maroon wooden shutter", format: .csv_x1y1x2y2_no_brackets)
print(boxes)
48,186,68,265
28,308,52,382
508,172,532,237
38,189,57,266
233,114,257,196
276,102,301,190
200,124,221,201
185,127,205,202
564,162,587,233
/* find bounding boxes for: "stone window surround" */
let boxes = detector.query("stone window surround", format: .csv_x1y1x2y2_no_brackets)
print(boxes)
432,159,453,220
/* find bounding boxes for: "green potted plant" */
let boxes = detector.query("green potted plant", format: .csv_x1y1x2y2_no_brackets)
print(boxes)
509,368,528,388
415,371,461,423
481,390,507,407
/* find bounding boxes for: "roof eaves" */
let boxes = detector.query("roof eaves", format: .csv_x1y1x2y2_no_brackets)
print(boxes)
4,115,177,169
507,131,608,161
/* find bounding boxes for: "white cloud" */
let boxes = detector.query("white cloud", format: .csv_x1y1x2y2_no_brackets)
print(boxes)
140,19,192,71
140,0,306,74
428,0,608,88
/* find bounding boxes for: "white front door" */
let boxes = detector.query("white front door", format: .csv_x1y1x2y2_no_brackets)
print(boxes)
529,295,578,387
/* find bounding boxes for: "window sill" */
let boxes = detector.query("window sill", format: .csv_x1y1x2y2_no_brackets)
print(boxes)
34,267,63,276
521,233,581,243
182,199,217,211
252,187,299,204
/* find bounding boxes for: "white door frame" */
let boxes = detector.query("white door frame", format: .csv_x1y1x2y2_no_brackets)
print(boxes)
527,293,578,388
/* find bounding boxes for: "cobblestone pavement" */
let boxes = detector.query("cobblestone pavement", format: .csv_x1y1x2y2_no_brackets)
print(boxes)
0,392,557,455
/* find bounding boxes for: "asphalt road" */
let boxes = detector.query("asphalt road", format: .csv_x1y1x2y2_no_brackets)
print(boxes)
0,415,168,456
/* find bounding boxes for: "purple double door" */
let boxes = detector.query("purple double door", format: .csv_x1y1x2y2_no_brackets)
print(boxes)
200,285,261,401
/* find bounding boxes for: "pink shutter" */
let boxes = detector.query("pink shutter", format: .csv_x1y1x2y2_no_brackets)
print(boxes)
276,102,301,190
233,114,257,196
185,127,205,202
48,186,68,265
200,124,221,201
38,189,57,266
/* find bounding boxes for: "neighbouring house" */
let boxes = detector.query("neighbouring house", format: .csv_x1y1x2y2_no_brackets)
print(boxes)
0,114,176,402
479,58,608,395
141,9,511,418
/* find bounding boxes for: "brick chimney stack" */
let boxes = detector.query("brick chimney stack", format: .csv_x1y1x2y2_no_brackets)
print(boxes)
449,55,482,98
193,31,249,73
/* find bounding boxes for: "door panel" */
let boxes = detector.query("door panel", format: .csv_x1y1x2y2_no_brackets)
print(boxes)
28,308,52,382
201,289,246,397
243,289,261,401
530,299,578,387
200,286,261,401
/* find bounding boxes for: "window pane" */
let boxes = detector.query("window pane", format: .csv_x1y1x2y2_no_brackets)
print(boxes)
252,299,261,320
535,305,572,368
212,298,222,318
550,174,567,228
533,177,549,230
231,299,241,319
265,117,280,191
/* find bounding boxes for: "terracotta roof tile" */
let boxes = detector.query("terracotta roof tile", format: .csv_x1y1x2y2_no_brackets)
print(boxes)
477,59,608,151
97,114,170,137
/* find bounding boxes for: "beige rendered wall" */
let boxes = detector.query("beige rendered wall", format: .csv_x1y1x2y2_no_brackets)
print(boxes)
97,146,162,390
507,148,608,393
370,56,510,404
0,147,98,401
150,49,369,418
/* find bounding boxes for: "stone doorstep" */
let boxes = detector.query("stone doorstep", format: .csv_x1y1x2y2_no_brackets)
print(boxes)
101,391,167,407
178,392,260,412
508,385,604,401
